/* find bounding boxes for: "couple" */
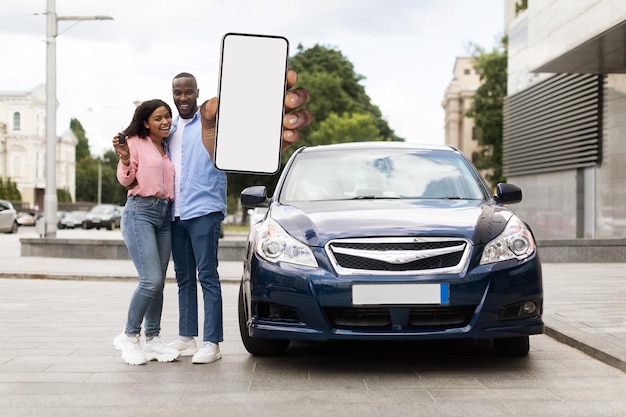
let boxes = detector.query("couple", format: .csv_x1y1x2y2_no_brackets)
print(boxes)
111,71,311,365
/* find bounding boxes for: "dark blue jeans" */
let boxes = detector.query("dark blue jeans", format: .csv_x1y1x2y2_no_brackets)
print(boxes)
121,195,172,337
171,211,224,343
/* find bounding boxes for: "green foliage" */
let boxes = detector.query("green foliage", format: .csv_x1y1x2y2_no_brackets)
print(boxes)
225,44,404,204
57,187,72,203
102,149,128,205
516,0,528,14
71,118,91,161
466,36,508,188
288,44,403,146
0,177,22,201
309,113,383,145
75,157,98,203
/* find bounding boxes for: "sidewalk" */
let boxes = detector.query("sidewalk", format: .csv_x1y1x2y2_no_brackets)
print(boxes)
0,229,624,373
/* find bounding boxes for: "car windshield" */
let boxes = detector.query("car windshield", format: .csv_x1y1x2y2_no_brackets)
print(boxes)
280,148,487,203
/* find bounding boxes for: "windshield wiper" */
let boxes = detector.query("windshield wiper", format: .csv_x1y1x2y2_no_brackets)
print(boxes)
352,195,401,200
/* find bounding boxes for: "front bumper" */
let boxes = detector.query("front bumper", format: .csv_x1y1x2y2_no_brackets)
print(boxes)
243,254,544,342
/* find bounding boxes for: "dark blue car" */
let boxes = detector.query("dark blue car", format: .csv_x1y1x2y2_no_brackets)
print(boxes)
239,142,543,356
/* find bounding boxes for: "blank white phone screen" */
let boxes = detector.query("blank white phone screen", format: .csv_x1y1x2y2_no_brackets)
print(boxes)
214,33,289,174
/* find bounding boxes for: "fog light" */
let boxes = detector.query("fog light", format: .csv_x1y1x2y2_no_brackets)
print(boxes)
500,300,541,319
521,301,537,315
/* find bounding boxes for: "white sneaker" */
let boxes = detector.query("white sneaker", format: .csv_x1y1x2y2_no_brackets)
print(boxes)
192,342,222,364
113,333,147,365
167,336,197,356
143,336,180,362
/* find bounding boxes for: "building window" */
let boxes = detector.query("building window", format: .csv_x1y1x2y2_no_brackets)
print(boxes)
464,68,470,75
13,112,21,131
472,127,478,141
475,69,481,75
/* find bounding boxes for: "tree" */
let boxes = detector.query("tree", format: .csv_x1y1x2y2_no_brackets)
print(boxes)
225,44,404,214
288,44,402,147
75,157,98,203
101,149,128,205
71,118,91,162
466,37,508,188
0,177,21,201
309,112,383,145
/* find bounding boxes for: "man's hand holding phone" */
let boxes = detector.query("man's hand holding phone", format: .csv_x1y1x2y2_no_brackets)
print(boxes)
201,68,311,159
202,33,312,174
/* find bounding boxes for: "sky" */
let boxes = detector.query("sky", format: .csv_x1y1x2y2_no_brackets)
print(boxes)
0,0,506,157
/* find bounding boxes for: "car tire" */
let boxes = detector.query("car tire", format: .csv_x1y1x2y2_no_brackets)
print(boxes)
493,336,530,356
238,284,290,356
9,221,18,234
107,222,113,231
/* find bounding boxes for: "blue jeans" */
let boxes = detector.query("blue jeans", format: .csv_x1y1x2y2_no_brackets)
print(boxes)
171,212,224,343
121,196,172,337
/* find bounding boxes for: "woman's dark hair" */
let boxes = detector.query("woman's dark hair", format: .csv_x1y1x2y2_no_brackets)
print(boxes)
123,99,172,139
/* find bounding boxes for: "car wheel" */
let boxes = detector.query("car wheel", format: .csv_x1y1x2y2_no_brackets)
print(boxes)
9,221,18,234
493,336,530,356
107,222,113,231
238,283,290,356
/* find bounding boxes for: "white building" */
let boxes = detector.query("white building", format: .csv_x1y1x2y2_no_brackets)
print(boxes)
0,85,77,209
442,56,483,165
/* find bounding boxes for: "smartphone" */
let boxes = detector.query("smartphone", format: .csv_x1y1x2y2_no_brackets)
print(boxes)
214,33,289,174
118,132,126,145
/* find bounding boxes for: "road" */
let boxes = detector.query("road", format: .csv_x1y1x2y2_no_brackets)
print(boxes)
0,227,625,416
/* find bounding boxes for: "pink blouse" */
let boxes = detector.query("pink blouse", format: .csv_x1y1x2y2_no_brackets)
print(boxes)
117,135,175,200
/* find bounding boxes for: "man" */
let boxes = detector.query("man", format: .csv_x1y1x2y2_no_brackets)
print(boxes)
166,70,311,363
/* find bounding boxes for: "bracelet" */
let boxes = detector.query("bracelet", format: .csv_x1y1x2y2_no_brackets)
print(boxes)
120,157,130,164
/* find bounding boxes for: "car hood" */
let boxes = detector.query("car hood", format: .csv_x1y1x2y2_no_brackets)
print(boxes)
270,199,514,247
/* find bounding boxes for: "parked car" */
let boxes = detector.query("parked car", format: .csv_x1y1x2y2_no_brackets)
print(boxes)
83,204,122,230
16,211,41,226
238,142,543,357
58,210,88,229
0,199,18,234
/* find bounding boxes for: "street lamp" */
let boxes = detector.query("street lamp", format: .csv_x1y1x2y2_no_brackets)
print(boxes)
43,0,112,238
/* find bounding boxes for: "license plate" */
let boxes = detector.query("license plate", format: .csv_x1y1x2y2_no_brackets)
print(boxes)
352,283,449,305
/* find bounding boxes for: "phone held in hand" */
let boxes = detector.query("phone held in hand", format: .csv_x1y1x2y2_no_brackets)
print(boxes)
214,33,289,175
118,132,126,145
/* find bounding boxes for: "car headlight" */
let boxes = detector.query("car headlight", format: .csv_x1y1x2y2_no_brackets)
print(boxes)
480,215,536,265
255,218,318,267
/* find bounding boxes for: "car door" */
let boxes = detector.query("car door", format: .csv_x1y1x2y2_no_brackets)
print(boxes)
0,201,12,231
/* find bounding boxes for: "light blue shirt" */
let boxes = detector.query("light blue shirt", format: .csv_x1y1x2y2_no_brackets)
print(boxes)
167,110,227,220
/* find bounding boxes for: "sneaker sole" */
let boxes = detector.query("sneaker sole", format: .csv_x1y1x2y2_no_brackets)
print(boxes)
177,347,198,357
121,353,147,366
166,342,197,357
145,352,180,363
191,352,222,364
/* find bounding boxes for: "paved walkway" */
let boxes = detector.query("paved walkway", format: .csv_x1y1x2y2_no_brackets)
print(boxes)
0,229,624,373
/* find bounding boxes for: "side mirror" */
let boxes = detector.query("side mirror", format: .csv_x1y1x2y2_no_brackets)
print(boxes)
494,183,522,204
240,186,270,208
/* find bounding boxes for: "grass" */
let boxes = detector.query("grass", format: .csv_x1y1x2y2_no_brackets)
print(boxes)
223,223,250,233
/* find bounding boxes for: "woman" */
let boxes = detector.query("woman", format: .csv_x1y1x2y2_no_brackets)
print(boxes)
112,99,179,365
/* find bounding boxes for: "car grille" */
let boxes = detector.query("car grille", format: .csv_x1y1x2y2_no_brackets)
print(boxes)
326,237,471,275
325,306,475,330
